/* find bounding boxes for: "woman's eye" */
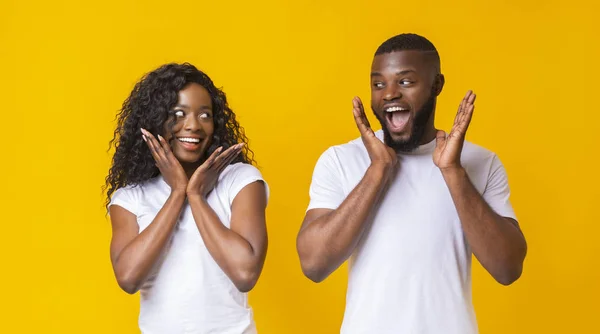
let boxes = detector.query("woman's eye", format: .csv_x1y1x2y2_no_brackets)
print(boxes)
174,110,184,117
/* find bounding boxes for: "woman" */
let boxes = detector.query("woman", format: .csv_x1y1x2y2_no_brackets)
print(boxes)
105,63,268,333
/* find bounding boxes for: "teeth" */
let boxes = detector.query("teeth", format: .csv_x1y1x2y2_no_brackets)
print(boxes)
385,106,408,113
178,137,200,143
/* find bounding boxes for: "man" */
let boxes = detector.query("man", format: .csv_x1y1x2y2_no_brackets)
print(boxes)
296,33,527,334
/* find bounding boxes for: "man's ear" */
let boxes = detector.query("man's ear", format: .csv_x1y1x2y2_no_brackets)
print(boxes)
434,74,445,96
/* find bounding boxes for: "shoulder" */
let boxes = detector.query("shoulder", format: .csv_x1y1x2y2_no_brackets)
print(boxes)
220,162,264,182
318,132,370,164
219,162,269,203
111,180,150,202
109,178,161,215
461,141,507,183
461,140,498,165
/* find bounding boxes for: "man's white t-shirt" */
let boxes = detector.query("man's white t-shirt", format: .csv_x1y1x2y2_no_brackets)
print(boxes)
307,130,516,334
109,162,268,334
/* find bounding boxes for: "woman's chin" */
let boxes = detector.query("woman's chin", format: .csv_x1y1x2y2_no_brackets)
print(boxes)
173,151,204,165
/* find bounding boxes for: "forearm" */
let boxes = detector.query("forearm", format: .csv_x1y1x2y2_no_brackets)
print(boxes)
114,190,186,293
442,167,527,285
188,195,263,291
297,164,391,282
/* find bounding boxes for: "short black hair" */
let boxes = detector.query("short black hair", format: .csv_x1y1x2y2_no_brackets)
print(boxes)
375,33,441,72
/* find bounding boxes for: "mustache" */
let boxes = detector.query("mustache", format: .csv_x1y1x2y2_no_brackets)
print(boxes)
371,93,436,152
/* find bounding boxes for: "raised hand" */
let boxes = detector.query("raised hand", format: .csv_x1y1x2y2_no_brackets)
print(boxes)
352,97,398,170
186,143,244,198
433,90,476,171
141,128,188,193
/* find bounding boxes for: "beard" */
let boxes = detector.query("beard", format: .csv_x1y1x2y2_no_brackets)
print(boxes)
373,91,436,152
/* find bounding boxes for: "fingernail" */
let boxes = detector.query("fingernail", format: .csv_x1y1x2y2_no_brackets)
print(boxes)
158,135,164,141
142,134,147,142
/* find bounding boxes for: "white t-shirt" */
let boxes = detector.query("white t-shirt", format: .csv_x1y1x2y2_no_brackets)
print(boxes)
109,162,268,334
307,130,516,334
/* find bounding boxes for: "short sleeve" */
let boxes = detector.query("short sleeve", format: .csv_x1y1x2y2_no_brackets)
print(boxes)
483,155,517,220
306,147,345,211
108,186,141,216
224,163,269,207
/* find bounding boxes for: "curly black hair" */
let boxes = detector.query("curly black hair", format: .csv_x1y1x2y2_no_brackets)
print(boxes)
104,63,255,209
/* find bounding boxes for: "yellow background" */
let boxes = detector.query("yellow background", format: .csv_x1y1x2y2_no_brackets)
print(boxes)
1,0,598,332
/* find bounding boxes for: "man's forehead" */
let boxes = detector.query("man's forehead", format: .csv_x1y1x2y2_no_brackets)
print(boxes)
371,50,436,72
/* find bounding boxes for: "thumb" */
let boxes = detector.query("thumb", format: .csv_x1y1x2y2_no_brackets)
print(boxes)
435,130,447,147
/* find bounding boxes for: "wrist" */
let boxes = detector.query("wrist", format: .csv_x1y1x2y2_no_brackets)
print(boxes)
186,191,207,202
169,188,187,200
370,160,394,172
440,166,467,180
367,163,393,183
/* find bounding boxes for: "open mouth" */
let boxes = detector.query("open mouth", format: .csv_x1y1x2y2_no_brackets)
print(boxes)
176,137,203,151
384,106,411,132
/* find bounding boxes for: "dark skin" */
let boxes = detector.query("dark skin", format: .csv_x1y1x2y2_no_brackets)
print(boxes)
297,50,527,285
110,83,268,294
